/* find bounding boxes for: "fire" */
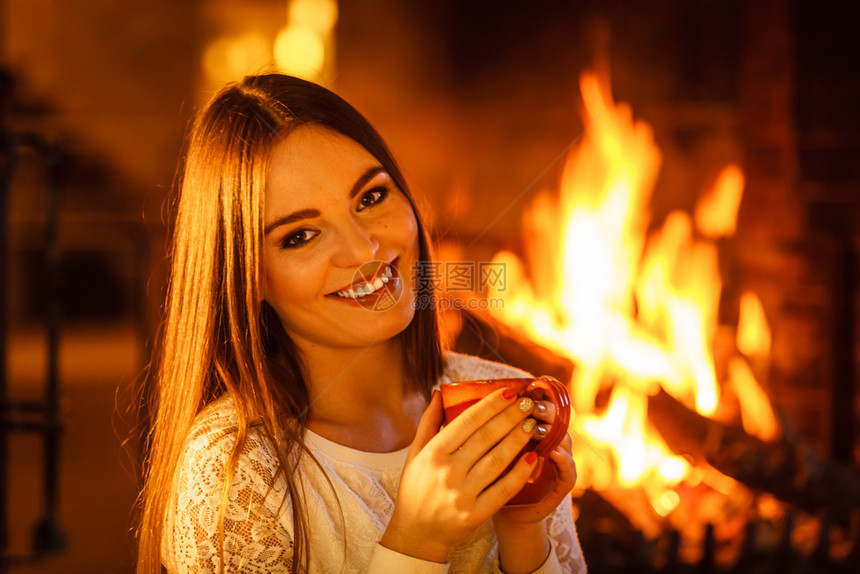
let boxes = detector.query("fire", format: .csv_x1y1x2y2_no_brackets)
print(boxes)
729,357,779,441
737,291,772,358
484,67,780,530
732,291,778,440
694,165,745,239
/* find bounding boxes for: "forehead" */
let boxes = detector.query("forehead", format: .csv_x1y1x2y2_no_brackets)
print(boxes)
266,125,378,202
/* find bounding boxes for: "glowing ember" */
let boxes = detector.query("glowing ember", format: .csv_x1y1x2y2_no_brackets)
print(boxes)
483,66,781,533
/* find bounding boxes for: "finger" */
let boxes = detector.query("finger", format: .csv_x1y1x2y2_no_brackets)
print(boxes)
532,400,556,424
465,416,537,492
433,387,520,454
548,446,577,490
560,432,572,453
532,401,559,442
475,450,539,515
406,390,443,464
455,396,536,462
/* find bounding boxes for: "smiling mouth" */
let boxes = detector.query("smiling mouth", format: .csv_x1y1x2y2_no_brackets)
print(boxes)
329,258,400,300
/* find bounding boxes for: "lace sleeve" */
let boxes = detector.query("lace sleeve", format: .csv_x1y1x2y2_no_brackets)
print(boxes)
163,423,294,573
490,495,587,574
546,495,586,573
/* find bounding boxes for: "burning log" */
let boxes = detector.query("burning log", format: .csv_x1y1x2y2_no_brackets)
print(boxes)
452,298,860,572
454,309,860,520
648,388,860,518
442,56,860,571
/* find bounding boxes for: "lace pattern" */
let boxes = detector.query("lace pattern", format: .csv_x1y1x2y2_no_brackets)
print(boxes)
162,352,586,573
162,403,294,573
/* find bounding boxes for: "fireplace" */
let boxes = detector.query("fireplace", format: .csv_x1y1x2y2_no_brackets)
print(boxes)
335,0,860,570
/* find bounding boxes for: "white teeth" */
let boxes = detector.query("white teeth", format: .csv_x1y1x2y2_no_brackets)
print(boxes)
336,281,378,299
334,264,395,299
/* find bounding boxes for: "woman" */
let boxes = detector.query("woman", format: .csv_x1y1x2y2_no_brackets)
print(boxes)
136,74,586,574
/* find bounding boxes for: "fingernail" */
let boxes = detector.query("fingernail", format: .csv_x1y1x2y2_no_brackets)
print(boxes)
522,418,537,433
525,451,538,465
535,402,547,415
536,425,548,438
502,388,517,401
518,397,534,413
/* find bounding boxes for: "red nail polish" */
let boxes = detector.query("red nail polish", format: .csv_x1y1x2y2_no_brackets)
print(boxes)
502,388,517,400
525,451,538,465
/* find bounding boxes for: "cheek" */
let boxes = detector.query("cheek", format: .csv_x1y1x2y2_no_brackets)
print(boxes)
262,252,318,307
393,200,420,250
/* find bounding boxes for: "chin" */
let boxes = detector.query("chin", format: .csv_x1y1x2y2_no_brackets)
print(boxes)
365,305,416,343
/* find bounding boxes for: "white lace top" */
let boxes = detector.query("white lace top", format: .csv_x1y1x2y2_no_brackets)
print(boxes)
162,352,587,573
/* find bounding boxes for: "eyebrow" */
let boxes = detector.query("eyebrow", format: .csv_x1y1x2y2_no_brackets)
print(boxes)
264,166,388,235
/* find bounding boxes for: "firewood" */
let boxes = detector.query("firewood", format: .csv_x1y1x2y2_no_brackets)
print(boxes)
648,389,860,518
453,310,860,519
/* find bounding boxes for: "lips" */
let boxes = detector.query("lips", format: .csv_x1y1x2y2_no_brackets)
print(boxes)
327,258,401,302
333,264,394,299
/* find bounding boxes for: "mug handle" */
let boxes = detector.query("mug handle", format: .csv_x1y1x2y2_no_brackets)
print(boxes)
524,376,571,457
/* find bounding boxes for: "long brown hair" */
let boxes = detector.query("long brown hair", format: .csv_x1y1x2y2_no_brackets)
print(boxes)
136,74,444,573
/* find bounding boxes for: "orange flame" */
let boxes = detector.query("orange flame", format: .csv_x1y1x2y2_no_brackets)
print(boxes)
737,291,772,358
694,165,745,239
485,67,780,527
728,357,779,441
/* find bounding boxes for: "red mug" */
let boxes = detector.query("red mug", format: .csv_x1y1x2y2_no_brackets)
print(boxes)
439,376,571,506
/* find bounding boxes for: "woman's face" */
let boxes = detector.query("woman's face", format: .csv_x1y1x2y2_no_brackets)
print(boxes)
262,125,419,351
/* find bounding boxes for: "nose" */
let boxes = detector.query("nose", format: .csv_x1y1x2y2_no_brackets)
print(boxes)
331,215,380,268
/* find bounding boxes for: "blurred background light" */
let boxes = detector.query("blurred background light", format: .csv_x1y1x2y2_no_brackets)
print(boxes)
273,25,326,81
203,32,272,83
288,0,338,36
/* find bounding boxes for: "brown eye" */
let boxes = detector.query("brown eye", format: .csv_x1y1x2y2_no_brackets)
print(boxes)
357,187,388,211
281,228,318,249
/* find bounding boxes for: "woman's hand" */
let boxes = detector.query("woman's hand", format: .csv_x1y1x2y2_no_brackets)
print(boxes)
493,400,577,574
380,388,540,563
